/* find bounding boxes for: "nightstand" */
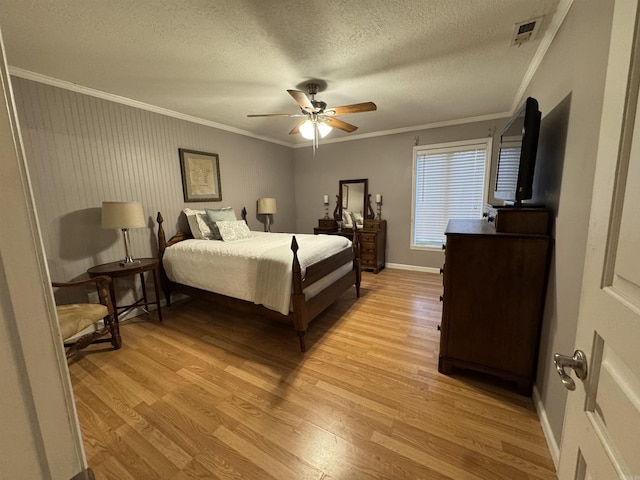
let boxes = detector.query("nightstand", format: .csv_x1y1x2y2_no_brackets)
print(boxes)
87,258,163,322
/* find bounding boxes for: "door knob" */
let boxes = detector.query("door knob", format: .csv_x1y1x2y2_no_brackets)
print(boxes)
553,350,588,391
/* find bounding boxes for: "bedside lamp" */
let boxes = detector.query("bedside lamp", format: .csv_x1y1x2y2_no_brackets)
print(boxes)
102,201,146,265
257,197,277,232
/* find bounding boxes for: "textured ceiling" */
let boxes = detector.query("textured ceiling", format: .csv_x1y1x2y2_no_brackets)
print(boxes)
0,0,561,145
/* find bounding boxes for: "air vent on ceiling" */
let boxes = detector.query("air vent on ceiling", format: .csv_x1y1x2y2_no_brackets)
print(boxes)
510,16,544,46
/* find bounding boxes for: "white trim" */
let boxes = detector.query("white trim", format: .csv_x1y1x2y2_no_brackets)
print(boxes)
511,0,574,111
9,66,510,148
385,263,441,274
532,385,560,469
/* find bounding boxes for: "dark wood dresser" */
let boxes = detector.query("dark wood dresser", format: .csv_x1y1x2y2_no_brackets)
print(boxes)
313,218,387,273
359,219,386,273
438,207,551,395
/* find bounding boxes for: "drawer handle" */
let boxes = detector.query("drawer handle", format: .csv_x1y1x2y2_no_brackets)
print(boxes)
439,295,443,302
437,325,441,331
439,267,444,275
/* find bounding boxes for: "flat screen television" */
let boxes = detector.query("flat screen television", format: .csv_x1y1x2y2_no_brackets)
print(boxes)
494,97,541,205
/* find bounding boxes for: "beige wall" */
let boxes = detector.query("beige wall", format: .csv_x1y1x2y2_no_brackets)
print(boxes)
292,118,507,269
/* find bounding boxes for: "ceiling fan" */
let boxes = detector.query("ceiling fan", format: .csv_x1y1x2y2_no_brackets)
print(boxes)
247,83,377,152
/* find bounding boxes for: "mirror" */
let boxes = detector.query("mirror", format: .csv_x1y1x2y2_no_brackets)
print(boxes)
334,178,374,227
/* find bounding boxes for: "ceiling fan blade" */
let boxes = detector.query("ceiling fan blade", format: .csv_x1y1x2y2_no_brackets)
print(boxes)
325,117,358,133
287,89,314,111
289,119,307,135
327,102,377,116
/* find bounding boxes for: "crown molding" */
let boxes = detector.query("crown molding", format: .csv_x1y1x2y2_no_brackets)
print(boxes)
10,67,515,149
8,67,293,148
292,112,510,148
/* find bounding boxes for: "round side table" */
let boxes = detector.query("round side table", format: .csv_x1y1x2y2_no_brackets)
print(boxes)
87,258,163,322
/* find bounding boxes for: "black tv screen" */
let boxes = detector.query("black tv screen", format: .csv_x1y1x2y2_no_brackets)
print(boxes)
494,97,541,205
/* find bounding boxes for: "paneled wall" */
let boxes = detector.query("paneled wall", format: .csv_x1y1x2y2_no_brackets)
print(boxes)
12,77,294,304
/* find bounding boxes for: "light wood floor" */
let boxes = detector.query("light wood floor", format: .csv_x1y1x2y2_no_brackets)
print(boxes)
68,269,557,480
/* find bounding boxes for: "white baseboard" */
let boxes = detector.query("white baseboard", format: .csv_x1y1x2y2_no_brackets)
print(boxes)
532,384,560,469
385,262,441,274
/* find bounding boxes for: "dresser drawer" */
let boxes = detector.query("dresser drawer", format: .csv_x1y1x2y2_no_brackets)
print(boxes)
359,232,377,243
318,218,337,228
361,257,376,267
360,243,376,255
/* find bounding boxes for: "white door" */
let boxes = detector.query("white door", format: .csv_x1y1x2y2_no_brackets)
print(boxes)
556,0,640,478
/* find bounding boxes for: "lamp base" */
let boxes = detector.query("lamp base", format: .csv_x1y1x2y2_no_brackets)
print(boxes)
120,258,141,266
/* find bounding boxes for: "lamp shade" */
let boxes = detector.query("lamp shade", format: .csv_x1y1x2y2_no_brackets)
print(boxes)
101,201,145,229
257,198,277,215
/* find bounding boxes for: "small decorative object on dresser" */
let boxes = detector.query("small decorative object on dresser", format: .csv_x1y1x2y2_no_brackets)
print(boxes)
375,193,382,220
323,194,330,219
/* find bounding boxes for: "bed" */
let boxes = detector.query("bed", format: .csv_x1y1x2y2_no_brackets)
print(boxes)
156,208,361,351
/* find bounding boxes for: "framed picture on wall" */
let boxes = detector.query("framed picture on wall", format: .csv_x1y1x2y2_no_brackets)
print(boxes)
179,149,222,202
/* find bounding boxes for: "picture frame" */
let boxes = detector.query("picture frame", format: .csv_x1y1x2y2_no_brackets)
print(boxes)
342,184,349,209
178,149,222,202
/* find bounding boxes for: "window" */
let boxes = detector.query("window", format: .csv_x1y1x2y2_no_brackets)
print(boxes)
411,138,491,249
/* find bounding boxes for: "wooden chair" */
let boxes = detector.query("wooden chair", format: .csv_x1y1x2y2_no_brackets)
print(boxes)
53,275,122,358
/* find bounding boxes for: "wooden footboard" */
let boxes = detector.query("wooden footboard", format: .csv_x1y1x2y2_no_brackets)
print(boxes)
155,211,361,352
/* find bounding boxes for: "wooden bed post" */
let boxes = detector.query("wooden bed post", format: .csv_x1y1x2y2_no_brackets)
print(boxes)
290,236,307,352
156,212,172,306
352,229,361,297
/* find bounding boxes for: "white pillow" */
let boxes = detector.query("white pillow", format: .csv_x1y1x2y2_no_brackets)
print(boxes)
342,210,353,227
352,211,364,226
182,207,217,239
216,220,251,241
182,208,205,239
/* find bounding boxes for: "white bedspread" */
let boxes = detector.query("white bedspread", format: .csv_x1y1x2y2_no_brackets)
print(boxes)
163,231,352,314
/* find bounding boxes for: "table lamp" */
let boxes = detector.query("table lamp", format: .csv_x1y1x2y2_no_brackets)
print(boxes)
257,197,277,232
102,201,146,265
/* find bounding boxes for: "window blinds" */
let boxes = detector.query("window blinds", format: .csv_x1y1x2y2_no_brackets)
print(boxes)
413,141,488,248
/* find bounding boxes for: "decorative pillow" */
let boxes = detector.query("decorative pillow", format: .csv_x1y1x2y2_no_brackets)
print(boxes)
195,214,217,239
216,220,251,241
205,207,237,240
342,210,353,227
352,211,364,226
182,208,206,239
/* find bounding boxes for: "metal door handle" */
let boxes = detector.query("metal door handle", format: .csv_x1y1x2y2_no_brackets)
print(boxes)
553,350,587,391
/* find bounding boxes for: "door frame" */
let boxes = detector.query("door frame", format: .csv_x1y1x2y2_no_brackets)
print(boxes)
0,29,88,478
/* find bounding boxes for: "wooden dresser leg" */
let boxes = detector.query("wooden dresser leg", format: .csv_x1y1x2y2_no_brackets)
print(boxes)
438,356,453,374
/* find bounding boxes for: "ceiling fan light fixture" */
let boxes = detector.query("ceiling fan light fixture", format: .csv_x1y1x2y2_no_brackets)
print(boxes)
299,119,333,140
317,121,332,138
299,119,315,140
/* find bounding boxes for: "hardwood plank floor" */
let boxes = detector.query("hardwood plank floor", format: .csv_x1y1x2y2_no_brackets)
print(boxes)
68,269,557,479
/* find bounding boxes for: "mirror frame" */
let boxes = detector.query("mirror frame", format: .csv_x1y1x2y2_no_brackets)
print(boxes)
334,178,375,222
